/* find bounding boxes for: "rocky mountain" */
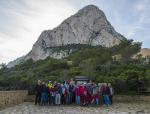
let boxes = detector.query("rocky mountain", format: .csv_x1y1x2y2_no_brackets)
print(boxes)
7,5,125,68
7,56,25,68
138,48,150,58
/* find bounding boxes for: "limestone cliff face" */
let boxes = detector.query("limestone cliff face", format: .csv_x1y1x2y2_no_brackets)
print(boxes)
138,48,150,58
7,5,125,67
27,5,125,61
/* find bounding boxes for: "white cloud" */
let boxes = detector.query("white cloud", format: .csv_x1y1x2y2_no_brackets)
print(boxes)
0,0,77,64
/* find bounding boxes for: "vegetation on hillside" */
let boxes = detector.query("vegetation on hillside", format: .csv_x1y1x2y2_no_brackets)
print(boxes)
0,39,150,94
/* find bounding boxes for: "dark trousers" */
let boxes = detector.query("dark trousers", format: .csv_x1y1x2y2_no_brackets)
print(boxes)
35,92,41,105
61,94,66,105
80,95,84,104
72,94,75,103
66,93,72,104
51,96,55,105
109,95,113,104
69,92,73,104
48,93,51,105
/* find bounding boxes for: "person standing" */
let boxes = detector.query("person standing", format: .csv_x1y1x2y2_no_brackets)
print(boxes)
103,83,111,106
50,86,56,105
69,82,74,104
61,84,67,105
91,84,99,105
35,80,42,105
55,83,61,105
74,84,80,105
41,82,49,105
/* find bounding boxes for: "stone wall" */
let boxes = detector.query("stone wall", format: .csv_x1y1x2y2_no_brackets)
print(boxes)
0,90,28,109
1,91,150,109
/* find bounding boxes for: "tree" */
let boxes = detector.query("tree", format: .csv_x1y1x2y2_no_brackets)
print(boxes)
0,63,7,70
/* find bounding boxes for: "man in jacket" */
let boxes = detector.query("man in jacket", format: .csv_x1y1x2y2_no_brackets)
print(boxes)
35,80,42,105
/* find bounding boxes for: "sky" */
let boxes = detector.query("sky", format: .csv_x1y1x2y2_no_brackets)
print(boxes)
0,0,150,64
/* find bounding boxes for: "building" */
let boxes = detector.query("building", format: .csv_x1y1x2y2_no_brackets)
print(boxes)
75,76,89,84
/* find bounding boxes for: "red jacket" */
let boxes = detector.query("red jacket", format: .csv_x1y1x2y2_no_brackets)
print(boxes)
74,87,80,96
79,86,85,96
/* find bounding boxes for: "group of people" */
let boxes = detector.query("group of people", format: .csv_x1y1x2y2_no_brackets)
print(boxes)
34,79,114,106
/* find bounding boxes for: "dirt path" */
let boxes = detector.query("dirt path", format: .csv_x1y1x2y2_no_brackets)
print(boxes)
0,102,150,114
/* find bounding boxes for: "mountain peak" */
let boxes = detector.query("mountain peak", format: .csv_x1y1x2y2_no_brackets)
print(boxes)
76,4,105,18
82,4,100,10
7,5,126,67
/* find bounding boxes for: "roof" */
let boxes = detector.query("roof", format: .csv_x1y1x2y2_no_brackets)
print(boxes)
75,76,89,81
75,76,88,79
